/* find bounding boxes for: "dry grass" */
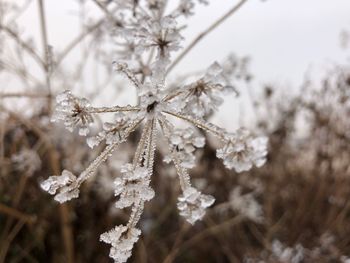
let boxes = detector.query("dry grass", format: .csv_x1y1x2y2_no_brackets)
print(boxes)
1,69,350,263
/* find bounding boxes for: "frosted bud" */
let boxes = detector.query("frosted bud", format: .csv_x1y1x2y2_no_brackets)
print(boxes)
40,170,80,203
51,90,93,136
100,225,141,263
177,187,215,224
174,0,195,17
114,164,154,208
181,62,232,118
87,113,131,148
164,128,205,169
217,128,268,173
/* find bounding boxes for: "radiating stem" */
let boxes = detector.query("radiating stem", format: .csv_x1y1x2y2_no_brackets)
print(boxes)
159,118,191,191
132,120,152,168
127,119,157,230
127,201,144,229
77,118,143,184
144,119,157,174
163,111,226,141
114,62,141,89
88,105,140,114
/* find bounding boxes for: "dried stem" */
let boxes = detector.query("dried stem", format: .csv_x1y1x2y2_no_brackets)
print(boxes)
133,121,152,168
37,0,52,109
0,203,36,224
87,105,140,114
49,149,75,263
0,25,44,67
0,221,26,263
55,6,119,67
167,0,248,75
0,92,50,98
163,111,226,141
77,118,143,184
159,118,191,191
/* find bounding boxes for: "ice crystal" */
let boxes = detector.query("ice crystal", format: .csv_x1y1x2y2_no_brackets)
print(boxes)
41,1,268,262
114,164,155,208
177,186,215,224
217,128,268,172
40,170,79,203
100,225,141,263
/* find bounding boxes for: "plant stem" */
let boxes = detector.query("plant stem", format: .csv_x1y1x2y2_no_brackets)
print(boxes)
167,0,248,75
38,0,52,111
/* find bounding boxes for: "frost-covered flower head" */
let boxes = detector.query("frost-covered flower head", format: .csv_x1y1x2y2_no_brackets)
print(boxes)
217,128,268,173
41,1,268,262
181,62,235,118
177,186,215,224
100,225,141,263
87,112,137,148
51,90,94,136
40,170,80,203
164,127,205,169
134,15,183,60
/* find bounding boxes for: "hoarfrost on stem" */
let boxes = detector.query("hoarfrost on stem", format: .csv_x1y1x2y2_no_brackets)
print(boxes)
114,164,155,208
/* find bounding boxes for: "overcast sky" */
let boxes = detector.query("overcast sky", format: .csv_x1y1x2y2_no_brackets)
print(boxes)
18,0,350,86
10,0,350,128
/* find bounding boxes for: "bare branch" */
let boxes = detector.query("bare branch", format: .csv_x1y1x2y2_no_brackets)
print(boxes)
167,0,248,75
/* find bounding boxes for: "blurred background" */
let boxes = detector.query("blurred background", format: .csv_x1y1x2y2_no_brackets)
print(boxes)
1,0,350,262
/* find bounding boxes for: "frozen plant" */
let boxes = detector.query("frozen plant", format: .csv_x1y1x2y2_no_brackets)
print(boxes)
163,127,205,169
217,128,268,173
51,90,94,136
41,1,267,262
100,225,141,263
177,186,215,224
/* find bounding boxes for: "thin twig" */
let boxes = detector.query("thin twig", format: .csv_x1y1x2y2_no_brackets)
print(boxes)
0,92,50,98
55,5,119,67
48,147,75,263
37,0,52,110
0,220,26,263
167,0,248,75
0,25,44,67
0,203,36,224
172,215,243,259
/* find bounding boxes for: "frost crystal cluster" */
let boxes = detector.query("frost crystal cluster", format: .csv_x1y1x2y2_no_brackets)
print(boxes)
40,1,268,262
